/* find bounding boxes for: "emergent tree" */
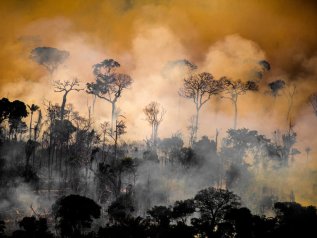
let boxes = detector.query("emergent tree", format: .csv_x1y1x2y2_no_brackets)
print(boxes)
221,78,258,129
30,47,69,74
179,72,224,143
86,59,133,133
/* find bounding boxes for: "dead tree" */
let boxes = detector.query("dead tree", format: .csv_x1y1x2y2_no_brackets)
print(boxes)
53,78,83,121
143,102,166,147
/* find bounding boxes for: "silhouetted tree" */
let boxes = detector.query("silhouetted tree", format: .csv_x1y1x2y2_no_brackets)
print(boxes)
148,205,172,227
86,59,132,133
193,187,240,237
0,98,11,125
144,102,166,147
108,192,135,224
27,104,39,140
309,92,317,116
221,78,258,129
13,216,53,238
273,202,317,238
1,99,28,140
256,60,271,81
53,78,83,121
267,79,286,98
0,220,5,238
179,72,224,143
52,194,101,238
171,199,195,224
30,47,69,74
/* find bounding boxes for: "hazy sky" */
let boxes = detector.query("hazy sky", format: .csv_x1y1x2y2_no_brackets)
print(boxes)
0,0,317,207
0,0,316,148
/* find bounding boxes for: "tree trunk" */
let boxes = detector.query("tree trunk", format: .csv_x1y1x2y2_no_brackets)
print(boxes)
61,92,68,121
233,98,238,130
195,106,200,142
29,112,33,140
111,102,116,135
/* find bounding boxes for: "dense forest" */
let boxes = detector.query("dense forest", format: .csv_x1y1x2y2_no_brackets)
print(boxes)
0,46,317,238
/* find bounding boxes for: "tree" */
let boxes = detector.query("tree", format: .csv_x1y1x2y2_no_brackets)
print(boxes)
0,220,5,238
225,207,253,238
143,102,166,146
27,104,39,140
13,216,53,238
52,194,101,237
273,202,317,238
285,84,297,123
0,98,11,125
305,147,311,161
309,92,317,116
267,79,286,98
256,60,271,81
147,205,173,227
221,78,258,129
2,99,28,140
86,59,133,133
171,199,195,224
179,72,224,143
193,187,240,237
53,78,83,121
30,47,69,74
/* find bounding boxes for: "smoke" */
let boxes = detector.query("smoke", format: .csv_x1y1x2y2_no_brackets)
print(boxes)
0,0,317,217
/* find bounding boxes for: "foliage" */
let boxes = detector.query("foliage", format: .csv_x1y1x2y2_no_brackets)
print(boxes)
52,194,101,237
30,47,69,73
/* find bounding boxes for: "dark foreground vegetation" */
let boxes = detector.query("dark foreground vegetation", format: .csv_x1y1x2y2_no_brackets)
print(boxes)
0,191,317,238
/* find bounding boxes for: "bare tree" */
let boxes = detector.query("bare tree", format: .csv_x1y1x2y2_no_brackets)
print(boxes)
86,59,133,134
53,78,83,121
309,92,317,116
179,72,224,142
144,102,166,146
285,84,297,124
30,47,69,74
221,78,258,129
101,117,127,161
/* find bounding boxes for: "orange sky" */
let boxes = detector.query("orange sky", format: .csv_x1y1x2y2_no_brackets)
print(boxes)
0,0,317,204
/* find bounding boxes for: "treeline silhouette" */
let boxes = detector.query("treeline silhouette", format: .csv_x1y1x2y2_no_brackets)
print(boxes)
0,190,316,238
1,54,317,238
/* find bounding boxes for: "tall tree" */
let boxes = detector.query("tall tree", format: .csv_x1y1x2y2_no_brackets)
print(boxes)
86,59,133,133
221,78,258,129
30,47,69,74
179,72,224,143
309,92,317,116
143,101,166,147
53,78,83,121
27,104,39,140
